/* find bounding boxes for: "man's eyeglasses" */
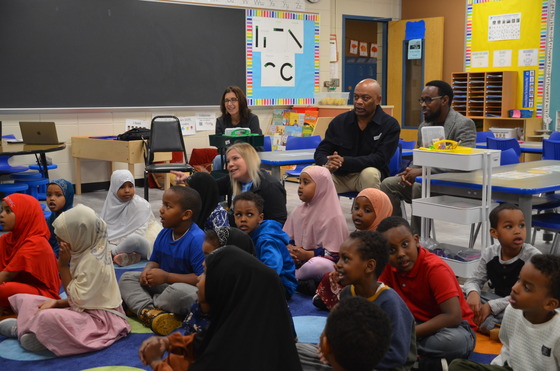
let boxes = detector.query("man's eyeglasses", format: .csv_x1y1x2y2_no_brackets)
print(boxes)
224,98,239,104
418,96,442,104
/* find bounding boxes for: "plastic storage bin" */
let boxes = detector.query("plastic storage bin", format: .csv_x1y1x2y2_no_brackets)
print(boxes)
490,127,519,139
314,92,350,106
433,243,481,278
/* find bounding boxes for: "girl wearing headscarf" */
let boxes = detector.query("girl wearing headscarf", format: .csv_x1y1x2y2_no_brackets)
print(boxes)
46,179,74,257
0,194,60,315
186,172,228,230
283,165,349,284
314,188,393,310
0,205,130,355
100,169,162,266
139,246,302,371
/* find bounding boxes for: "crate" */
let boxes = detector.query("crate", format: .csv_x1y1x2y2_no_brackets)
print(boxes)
314,92,350,106
489,127,519,139
435,243,481,278
412,196,486,224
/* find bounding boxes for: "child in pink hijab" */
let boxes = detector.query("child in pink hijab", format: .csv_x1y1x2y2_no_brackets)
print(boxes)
283,166,349,288
314,188,393,309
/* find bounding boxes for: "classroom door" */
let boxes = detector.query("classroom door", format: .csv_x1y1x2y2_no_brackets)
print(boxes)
387,17,444,134
342,17,390,105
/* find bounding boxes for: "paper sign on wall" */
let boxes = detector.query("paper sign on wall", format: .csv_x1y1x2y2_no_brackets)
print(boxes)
195,113,216,131
471,51,489,68
359,42,368,57
125,119,149,131
518,49,538,67
370,43,378,58
493,50,512,67
178,117,196,135
349,40,358,55
408,39,422,60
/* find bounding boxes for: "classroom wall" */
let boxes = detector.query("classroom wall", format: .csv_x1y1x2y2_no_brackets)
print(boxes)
401,0,466,82
0,0,400,188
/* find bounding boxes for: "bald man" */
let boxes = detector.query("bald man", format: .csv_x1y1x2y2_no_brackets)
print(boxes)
314,79,401,193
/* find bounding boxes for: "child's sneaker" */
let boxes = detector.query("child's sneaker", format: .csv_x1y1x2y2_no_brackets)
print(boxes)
139,308,182,336
113,252,142,267
20,333,48,353
0,318,17,338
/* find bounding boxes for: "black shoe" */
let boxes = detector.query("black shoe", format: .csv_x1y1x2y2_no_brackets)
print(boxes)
417,356,448,371
312,294,328,310
296,279,317,296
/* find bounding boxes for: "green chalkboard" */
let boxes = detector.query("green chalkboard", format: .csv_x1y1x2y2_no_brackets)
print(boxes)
0,0,246,108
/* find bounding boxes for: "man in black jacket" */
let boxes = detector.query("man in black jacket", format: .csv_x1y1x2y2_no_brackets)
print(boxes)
314,78,401,193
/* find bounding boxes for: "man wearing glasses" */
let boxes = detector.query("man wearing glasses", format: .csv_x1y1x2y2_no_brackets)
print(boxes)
381,80,476,233
314,78,401,193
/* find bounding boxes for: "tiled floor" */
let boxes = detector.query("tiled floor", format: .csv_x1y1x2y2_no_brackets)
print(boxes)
75,180,553,255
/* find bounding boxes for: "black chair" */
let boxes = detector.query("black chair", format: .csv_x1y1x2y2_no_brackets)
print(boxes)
144,116,194,200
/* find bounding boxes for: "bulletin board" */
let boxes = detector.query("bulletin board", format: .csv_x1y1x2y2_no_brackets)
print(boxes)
465,0,548,117
246,10,320,106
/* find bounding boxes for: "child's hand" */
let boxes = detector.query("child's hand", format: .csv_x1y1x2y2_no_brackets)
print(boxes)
145,268,169,286
57,241,72,267
139,336,168,367
37,299,59,311
475,303,492,326
171,171,188,185
466,291,481,316
289,245,313,263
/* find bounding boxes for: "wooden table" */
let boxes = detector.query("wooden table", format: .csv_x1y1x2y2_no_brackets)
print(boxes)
71,136,171,194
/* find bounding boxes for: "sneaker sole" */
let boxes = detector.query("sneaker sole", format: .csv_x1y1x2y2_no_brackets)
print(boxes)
151,312,182,336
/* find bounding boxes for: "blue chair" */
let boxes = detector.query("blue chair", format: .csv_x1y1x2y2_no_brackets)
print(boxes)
549,131,560,141
399,139,416,172
15,178,49,200
500,148,520,165
476,130,495,143
543,138,560,160
486,137,521,158
263,136,272,152
282,135,322,186
531,213,560,255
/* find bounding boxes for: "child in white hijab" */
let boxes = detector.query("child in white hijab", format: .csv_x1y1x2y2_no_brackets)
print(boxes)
101,170,162,266
0,204,130,356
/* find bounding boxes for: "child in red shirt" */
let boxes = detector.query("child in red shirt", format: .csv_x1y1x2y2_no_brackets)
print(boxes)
378,216,476,370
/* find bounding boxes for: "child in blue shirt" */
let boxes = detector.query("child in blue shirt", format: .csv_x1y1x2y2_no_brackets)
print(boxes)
233,191,297,298
119,186,205,336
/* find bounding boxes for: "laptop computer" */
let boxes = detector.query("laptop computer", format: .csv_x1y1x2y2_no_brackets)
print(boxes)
19,122,63,145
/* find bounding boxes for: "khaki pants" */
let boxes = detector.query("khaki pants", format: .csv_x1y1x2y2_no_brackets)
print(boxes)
331,167,381,193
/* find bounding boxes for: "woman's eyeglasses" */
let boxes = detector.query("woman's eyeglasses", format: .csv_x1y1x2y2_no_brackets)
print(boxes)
224,98,239,104
418,96,442,104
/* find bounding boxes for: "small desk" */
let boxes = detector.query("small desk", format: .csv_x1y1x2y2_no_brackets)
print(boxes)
0,142,66,179
427,160,560,241
259,149,315,180
71,136,171,194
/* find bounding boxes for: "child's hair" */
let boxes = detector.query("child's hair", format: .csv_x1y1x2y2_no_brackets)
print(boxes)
376,216,413,234
530,254,560,302
489,203,522,229
348,230,389,277
232,191,264,214
226,143,261,195
205,227,256,256
326,296,391,371
170,186,202,222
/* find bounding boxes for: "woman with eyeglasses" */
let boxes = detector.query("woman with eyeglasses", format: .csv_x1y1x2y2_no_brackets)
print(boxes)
215,86,262,136
213,86,263,170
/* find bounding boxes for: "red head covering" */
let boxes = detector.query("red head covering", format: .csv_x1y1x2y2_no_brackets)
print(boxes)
0,194,60,299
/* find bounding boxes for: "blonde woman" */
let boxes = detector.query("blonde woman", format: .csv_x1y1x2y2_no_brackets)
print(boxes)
175,142,286,225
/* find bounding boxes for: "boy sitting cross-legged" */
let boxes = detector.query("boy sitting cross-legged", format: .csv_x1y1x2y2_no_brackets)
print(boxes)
377,216,477,370
119,186,205,336
449,254,560,371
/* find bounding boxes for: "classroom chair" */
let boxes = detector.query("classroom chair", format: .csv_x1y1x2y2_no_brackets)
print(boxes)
263,136,272,152
486,137,521,158
531,212,560,255
549,131,560,141
282,135,322,187
499,148,520,165
144,116,194,201
399,139,416,172
542,138,560,160
476,130,495,143
15,178,49,200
